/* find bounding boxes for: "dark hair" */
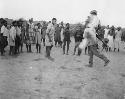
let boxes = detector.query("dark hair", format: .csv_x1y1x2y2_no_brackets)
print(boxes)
52,18,57,21
1,19,7,25
90,10,97,15
12,21,17,26
66,23,69,26
66,23,70,29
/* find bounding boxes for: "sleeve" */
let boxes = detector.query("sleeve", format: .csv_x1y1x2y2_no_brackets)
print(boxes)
1,26,4,34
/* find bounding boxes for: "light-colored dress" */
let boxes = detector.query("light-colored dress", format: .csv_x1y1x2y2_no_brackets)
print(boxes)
114,30,122,49
9,26,16,46
35,29,42,45
107,34,114,49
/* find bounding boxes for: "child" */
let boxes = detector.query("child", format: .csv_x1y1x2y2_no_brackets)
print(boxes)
35,23,42,53
9,21,16,55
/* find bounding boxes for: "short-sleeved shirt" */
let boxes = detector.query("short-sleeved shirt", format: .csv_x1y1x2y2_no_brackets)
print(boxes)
1,25,9,37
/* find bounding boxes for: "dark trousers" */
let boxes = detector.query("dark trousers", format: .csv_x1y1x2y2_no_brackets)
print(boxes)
43,38,45,46
0,45,4,55
63,40,70,54
74,42,80,55
26,44,32,52
9,46,15,55
60,41,63,48
15,36,21,54
0,36,8,55
36,43,41,53
46,45,53,57
3,36,8,48
20,43,23,52
88,44,108,65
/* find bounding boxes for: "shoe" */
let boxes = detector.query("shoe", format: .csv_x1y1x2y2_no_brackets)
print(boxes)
48,56,54,61
118,49,119,52
85,64,93,67
104,60,110,67
66,53,68,55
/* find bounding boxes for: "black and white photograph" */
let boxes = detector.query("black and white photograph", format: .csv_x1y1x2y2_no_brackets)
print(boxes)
0,0,125,99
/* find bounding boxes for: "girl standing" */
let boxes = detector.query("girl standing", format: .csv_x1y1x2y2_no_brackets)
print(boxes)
35,23,42,53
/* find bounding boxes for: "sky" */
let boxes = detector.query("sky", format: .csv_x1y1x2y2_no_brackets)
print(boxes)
0,0,125,27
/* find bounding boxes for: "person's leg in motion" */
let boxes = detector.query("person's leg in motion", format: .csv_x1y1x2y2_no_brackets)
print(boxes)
46,45,54,61
91,45,110,66
73,42,79,55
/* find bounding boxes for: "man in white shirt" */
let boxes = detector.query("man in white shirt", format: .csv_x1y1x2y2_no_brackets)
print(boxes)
104,25,109,39
0,20,8,55
83,10,110,67
9,21,17,55
114,27,122,52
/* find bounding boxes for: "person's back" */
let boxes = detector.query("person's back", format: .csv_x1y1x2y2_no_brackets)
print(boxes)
55,26,61,36
83,27,97,46
74,29,83,42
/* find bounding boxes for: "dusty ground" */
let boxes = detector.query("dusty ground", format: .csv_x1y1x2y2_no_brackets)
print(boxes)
0,39,125,99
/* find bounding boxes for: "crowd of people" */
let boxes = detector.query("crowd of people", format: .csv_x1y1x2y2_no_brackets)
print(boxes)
0,10,125,67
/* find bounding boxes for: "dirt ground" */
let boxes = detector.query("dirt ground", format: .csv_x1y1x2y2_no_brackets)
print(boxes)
0,39,125,99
